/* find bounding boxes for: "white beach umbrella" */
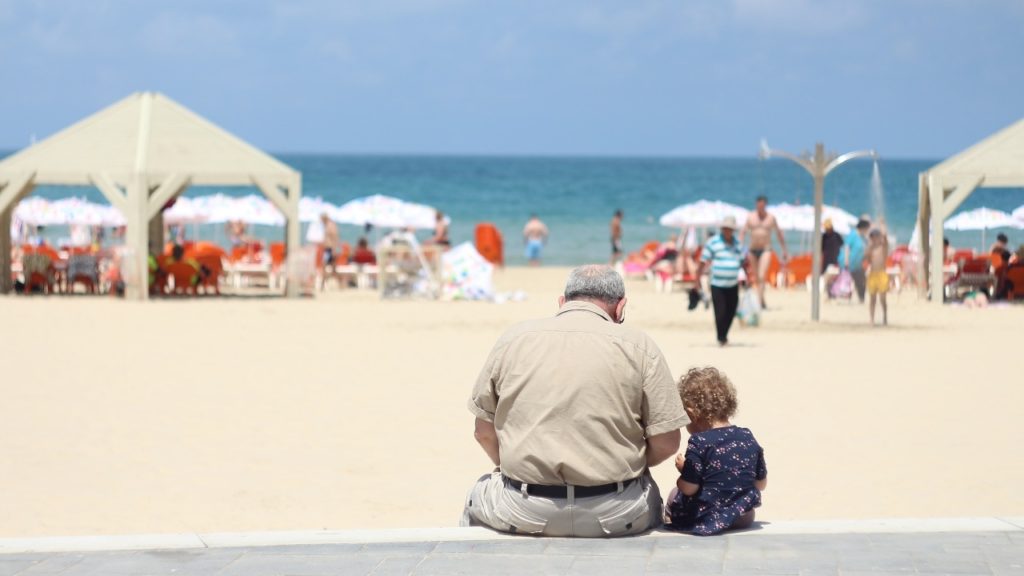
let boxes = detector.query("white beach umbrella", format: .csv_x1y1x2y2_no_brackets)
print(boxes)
1012,204,1024,224
944,206,1022,251
332,194,445,229
659,200,749,228
189,193,284,226
14,197,64,226
944,207,1020,231
769,203,857,234
162,197,207,225
299,196,340,223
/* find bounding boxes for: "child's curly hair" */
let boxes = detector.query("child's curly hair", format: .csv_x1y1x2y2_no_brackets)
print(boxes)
678,367,738,422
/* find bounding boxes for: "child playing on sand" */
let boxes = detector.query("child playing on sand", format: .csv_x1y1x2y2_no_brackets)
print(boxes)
867,227,889,326
664,367,766,536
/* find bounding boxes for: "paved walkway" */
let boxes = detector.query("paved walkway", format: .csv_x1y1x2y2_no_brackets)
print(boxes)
1,519,1022,575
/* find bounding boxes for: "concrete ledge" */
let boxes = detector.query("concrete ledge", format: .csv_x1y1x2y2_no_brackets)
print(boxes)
1,517,1021,555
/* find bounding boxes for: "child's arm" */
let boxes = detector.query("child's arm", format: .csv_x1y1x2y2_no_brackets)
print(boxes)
675,452,701,496
754,447,767,491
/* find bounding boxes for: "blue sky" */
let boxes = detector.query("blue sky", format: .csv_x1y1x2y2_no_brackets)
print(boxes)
1,0,1021,158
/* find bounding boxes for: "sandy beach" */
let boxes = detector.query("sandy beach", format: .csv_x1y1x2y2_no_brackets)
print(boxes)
1,267,1022,538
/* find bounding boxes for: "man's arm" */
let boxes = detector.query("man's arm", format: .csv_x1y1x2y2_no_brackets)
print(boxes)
774,220,788,258
646,429,681,467
474,418,500,466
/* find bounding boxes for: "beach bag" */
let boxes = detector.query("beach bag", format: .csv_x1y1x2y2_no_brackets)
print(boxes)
737,289,761,327
831,270,853,299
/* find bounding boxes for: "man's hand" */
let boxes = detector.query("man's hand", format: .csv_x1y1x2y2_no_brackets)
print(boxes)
646,429,681,467
473,418,500,466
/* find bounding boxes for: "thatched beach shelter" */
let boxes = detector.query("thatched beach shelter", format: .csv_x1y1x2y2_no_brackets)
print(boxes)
918,117,1024,302
0,92,302,298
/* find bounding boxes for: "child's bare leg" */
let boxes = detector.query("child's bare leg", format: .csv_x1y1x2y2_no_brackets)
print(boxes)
730,510,756,531
869,293,877,324
664,487,680,524
881,293,887,325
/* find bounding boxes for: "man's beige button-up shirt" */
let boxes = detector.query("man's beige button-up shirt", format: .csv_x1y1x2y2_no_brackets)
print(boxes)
469,300,688,486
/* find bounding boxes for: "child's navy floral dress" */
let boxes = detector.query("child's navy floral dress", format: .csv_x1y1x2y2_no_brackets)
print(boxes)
666,426,766,535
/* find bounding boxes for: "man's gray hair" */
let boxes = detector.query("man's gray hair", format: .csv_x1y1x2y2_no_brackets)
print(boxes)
564,265,625,305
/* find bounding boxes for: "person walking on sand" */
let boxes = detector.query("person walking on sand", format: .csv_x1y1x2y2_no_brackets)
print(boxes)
866,226,889,326
461,265,688,537
522,214,548,266
610,209,623,266
844,218,870,303
739,196,788,309
694,216,744,346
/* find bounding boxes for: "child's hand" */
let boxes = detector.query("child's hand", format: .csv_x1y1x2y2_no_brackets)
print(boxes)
674,453,685,472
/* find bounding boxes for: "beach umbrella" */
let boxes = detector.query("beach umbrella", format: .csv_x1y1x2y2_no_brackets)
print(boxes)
162,197,208,225
658,200,749,228
944,206,1022,250
332,194,445,229
189,193,285,225
1013,205,1024,224
15,197,125,227
769,203,857,234
299,196,340,223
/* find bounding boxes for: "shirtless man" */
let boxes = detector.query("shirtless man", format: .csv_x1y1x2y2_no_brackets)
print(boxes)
522,214,549,266
610,209,624,266
739,196,788,308
321,213,341,265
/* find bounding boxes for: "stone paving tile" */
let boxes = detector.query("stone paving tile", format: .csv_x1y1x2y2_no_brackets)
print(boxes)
218,552,381,576
414,552,575,576
543,536,655,557
55,550,242,576
0,555,42,576
228,543,365,556
432,538,549,555
564,555,648,575
368,556,425,576
15,554,87,575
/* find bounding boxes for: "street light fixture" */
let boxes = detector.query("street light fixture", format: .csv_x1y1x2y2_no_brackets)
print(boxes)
759,140,877,322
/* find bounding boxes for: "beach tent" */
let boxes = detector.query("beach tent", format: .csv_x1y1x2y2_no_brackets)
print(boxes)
0,92,302,298
918,117,1024,302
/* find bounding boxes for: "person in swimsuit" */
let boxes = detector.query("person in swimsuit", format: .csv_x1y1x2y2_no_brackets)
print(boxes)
522,214,549,266
610,209,623,266
431,210,450,248
867,225,889,326
738,196,788,308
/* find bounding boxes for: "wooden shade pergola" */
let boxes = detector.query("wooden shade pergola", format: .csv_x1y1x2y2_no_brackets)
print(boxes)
0,92,302,298
918,117,1024,303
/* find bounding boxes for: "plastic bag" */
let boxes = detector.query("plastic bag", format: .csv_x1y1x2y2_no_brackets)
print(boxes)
737,289,761,327
830,270,853,299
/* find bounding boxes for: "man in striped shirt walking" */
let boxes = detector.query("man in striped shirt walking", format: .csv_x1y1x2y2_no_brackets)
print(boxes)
695,216,744,346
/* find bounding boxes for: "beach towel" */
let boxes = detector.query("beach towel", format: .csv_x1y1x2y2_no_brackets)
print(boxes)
831,270,853,299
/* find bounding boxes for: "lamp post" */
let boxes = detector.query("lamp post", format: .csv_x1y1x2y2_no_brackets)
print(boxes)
759,141,877,321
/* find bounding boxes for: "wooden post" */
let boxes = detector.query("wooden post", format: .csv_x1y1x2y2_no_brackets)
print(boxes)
928,176,945,305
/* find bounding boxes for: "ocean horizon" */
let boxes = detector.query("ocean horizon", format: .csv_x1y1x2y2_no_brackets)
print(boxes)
8,152,1023,265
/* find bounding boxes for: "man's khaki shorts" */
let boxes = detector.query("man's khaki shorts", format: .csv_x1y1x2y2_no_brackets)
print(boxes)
460,470,663,537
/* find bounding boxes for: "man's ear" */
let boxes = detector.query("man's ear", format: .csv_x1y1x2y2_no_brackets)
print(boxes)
615,298,627,322
558,295,565,307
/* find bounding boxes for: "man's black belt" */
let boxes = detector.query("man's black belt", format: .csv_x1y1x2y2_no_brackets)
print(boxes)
503,475,640,498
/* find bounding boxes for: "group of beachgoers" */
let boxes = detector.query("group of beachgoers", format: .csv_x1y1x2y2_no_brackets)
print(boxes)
463,265,766,537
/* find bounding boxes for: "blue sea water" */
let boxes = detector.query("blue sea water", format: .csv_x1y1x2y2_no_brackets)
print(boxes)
19,154,1024,265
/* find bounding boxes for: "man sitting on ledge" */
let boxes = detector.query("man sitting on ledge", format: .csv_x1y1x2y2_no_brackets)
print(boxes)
461,265,688,537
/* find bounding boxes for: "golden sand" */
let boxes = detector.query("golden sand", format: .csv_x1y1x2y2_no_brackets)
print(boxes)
1,267,1021,537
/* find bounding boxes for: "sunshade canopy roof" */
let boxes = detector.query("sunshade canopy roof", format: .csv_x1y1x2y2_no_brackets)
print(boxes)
0,92,298,188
